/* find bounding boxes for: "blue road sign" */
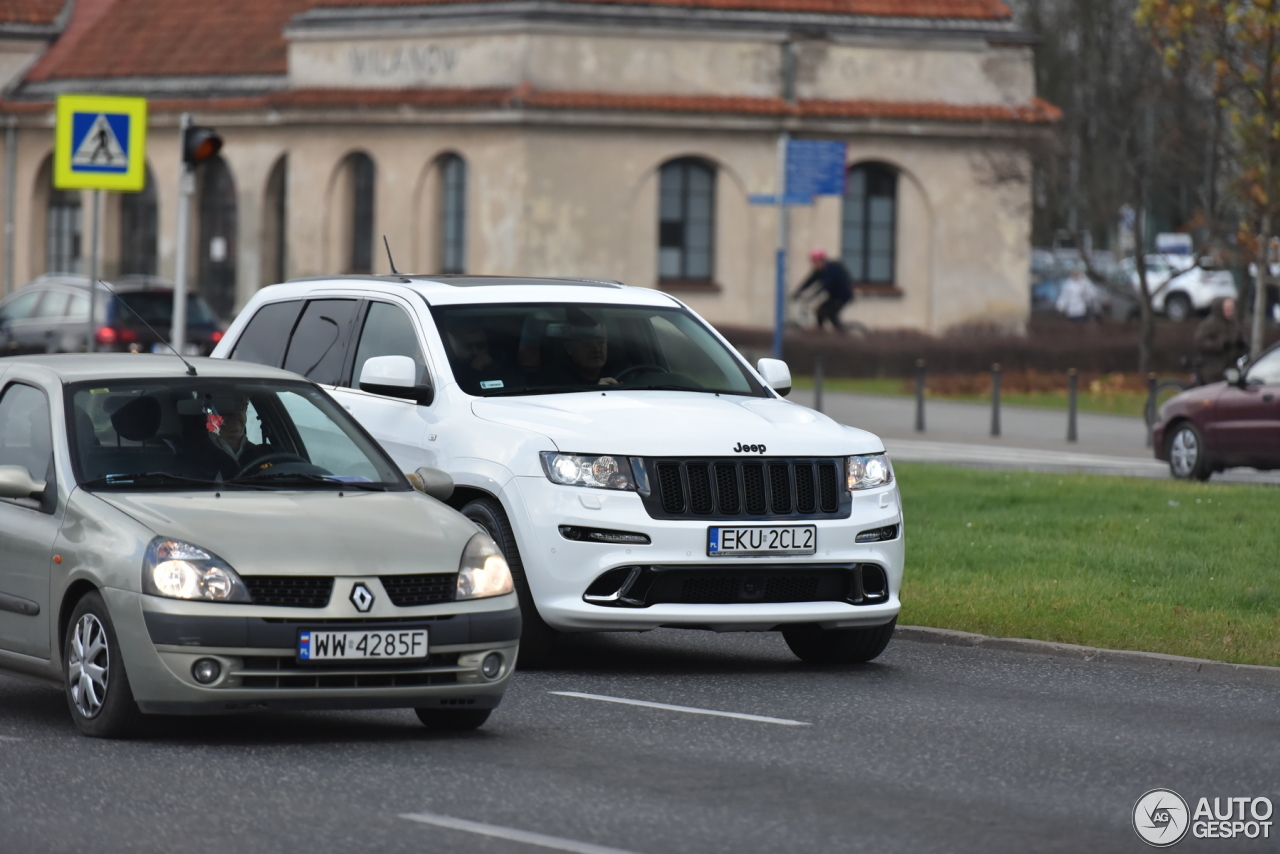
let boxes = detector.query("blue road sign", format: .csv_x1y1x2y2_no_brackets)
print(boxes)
785,140,847,204
749,140,848,205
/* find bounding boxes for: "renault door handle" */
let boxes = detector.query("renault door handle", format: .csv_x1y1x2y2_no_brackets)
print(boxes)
1264,394,1274,403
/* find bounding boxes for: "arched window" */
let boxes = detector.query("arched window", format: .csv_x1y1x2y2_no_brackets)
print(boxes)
658,158,715,282
262,155,288,284
47,186,82,274
841,163,897,284
119,166,158,276
343,152,376,273
439,154,466,274
197,154,237,319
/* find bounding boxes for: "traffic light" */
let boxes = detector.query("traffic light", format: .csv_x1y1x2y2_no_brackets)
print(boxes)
182,125,222,166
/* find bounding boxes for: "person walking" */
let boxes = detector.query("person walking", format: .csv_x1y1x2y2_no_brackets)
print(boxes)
1054,268,1097,322
793,249,854,332
1194,296,1248,384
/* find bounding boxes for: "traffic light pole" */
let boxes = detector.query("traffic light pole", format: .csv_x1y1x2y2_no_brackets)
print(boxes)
172,112,192,356
86,189,102,352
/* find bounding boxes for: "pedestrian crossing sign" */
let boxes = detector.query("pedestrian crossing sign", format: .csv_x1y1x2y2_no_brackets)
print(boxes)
54,94,147,191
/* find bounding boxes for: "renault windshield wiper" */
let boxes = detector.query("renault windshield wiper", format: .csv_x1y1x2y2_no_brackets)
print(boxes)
225,471,387,491
79,472,229,489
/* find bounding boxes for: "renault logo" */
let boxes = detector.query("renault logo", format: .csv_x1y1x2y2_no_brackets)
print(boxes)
349,583,375,613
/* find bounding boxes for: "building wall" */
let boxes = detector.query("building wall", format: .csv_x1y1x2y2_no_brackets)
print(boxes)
0,115,1032,334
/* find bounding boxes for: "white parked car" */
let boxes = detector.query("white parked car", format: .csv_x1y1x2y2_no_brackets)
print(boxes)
213,276,903,664
1123,254,1238,322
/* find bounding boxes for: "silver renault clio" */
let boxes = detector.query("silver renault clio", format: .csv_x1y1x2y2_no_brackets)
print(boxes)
0,354,520,737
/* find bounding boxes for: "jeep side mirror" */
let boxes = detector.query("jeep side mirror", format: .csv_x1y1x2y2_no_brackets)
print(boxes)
756,358,792,397
359,355,433,405
0,465,45,499
1224,367,1242,386
406,466,454,501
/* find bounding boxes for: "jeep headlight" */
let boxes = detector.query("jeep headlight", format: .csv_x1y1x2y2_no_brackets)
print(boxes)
142,538,251,602
540,452,636,490
846,454,893,490
457,533,514,600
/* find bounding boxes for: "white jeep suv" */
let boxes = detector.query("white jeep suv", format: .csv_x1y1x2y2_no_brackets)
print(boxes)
213,276,903,664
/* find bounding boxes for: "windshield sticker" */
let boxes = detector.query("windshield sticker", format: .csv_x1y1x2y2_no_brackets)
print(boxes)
480,380,504,389
89,388,109,394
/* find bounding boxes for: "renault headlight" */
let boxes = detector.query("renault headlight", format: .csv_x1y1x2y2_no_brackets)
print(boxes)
457,533,514,600
142,538,251,602
540,452,636,490
846,454,893,490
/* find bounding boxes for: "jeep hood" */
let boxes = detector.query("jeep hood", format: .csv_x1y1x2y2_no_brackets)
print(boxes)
471,391,883,457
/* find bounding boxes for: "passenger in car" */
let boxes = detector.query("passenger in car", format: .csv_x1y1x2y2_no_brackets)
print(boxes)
447,323,518,392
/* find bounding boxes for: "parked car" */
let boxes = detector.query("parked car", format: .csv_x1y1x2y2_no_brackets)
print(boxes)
0,274,223,356
1122,255,1238,322
0,354,519,737
1152,343,1280,479
213,275,903,666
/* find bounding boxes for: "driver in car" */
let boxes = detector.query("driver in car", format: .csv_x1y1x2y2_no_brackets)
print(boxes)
548,309,619,386
181,393,265,480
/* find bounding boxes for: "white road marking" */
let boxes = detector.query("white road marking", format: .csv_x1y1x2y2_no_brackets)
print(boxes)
0,736,21,741
549,691,810,726
400,812,641,854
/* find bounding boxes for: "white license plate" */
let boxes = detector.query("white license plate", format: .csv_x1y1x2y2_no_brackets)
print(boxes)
297,629,427,661
707,525,816,556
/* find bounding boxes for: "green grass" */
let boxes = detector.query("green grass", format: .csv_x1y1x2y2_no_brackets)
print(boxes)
793,376,1152,417
897,462,1280,666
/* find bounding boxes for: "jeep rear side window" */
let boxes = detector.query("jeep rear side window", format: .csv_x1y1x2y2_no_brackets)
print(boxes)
231,300,303,368
282,299,359,386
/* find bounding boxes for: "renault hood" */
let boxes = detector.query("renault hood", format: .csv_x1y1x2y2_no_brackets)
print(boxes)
471,391,883,457
95,489,479,577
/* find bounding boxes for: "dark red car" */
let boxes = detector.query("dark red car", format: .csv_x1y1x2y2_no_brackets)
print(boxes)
1153,344,1280,479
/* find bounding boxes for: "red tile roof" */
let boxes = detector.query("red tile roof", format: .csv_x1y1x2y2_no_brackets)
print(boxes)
0,0,67,25
25,0,314,81
2,86,1058,125
314,0,1011,18
23,0,1010,83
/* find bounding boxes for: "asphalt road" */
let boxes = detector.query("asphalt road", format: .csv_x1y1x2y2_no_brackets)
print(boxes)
791,389,1280,484
1,630,1275,853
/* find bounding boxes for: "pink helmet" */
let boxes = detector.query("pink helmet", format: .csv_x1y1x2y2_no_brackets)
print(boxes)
808,248,827,262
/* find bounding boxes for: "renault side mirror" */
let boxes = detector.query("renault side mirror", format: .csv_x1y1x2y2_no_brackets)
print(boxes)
756,358,792,397
359,355,433,405
0,465,45,499
1224,367,1243,386
406,466,454,501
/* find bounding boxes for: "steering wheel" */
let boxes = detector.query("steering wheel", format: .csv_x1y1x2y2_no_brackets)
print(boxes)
234,452,310,479
613,364,668,383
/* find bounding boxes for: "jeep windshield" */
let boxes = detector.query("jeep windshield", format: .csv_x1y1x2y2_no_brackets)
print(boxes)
431,303,768,398
66,378,407,491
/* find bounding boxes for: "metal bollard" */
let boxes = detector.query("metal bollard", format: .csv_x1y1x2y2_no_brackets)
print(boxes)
1145,372,1156,447
1067,368,1078,442
990,363,1001,437
814,354,824,413
914,359,926,432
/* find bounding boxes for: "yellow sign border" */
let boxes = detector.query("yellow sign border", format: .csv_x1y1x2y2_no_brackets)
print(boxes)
54,94,148,192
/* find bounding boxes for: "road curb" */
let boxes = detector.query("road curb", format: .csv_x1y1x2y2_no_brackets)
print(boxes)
895,625,1280,686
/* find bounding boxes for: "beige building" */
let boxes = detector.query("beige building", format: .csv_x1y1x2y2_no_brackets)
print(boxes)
0,0,1055,332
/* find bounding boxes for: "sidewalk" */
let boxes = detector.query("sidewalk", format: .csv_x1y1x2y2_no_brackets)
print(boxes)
790,389,1280,484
